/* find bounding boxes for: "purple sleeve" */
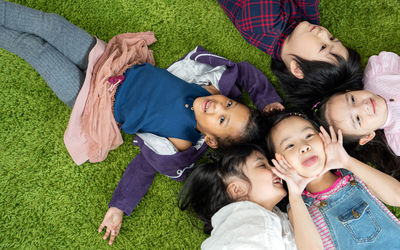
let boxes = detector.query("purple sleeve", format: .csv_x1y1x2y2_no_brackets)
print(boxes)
108,152,157,215
236,61,282,110
108,136,208,215
219,61,282,110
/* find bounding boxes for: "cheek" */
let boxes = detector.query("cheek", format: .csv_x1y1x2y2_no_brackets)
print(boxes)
281,151,298,167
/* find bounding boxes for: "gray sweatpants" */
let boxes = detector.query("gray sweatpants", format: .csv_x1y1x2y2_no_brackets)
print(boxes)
0,0,96,107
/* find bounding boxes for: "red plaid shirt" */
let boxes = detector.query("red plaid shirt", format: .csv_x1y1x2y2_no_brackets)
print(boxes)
218,0,320,59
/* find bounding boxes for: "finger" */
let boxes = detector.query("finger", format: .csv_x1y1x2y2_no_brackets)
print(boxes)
320,126,331,143
338,129,343,145
103,229,111,240
329,126,337,143
98,223,105,233
271,168,287,180
281,156,292,169
271,159,287,174
319,132,327,146
109,231,117,245
275,153,282,162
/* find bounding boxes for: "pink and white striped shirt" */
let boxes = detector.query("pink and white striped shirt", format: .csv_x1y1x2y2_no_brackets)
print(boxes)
363,51,400,156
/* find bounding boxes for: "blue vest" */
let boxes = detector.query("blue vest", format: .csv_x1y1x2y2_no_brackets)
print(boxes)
114,63,210,145
302,169,400,249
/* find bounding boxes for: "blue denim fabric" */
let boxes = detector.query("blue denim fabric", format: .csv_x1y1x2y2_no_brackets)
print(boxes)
0,0,95,107
302,170,400,249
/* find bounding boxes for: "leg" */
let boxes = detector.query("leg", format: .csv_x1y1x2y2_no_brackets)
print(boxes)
0,0,95,70
0,25,84,107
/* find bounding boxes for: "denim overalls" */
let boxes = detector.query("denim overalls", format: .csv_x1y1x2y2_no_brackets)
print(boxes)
302,170,400,249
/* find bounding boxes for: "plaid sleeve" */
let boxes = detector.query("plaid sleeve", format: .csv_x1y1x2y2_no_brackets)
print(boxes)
218,0,283,58
294,0,320,24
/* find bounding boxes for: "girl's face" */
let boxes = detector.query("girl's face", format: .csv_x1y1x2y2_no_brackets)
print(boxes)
325,90,388,137
282,21,348,64
242,151,287,210
270,116,325,178
193,95,250,148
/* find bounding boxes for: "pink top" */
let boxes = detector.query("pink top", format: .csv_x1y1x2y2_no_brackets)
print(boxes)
64,32,157,165
363,51,400,156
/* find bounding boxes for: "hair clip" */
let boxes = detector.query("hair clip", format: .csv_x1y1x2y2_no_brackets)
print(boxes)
311,101,321,112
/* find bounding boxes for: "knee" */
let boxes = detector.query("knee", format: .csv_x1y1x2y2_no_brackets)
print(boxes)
44,12,69,28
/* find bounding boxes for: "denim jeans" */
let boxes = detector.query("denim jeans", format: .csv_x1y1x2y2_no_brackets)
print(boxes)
302,170,400,249
0,0,95,107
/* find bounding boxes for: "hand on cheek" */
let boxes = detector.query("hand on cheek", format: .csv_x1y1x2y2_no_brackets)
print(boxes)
319,126,350,173
272,153,316,196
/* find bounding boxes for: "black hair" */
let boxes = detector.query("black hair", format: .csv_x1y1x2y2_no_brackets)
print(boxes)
215,108,268,149
272,48,400,179
178,144,265,234
342,131,400,180
271,47,363,116
263,110,318,162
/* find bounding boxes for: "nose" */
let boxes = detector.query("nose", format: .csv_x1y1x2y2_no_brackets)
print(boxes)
300,144,311,154
213,100,225,112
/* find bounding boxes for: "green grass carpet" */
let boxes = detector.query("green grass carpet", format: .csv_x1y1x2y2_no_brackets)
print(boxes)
1,0,400,248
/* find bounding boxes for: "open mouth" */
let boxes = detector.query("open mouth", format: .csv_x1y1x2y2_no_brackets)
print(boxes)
370,98,376,114
302,155,318,167
272,177,283,185
203,100,211,112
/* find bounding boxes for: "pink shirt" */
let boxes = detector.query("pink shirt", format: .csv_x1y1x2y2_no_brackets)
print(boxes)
363,51,400,156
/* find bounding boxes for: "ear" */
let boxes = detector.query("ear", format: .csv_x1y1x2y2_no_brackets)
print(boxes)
226,180,248,200
289,60,304,79
205,135,218,149
359,131,376,145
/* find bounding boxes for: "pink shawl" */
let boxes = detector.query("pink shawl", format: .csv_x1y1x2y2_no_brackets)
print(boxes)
64,32,157,165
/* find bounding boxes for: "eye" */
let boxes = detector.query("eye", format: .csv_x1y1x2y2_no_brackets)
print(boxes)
258,163,267,169
356,115,361,126
219,116,225,124
306,133,314,139
285,144,294,150
227,100,232,108
320,44,327,51
351,95,355,104
330,36,335,41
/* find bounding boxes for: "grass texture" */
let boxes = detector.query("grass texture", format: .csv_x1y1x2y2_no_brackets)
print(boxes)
1,0,400,248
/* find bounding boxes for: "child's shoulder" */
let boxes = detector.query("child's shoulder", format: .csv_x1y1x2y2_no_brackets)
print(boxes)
364,51,400,81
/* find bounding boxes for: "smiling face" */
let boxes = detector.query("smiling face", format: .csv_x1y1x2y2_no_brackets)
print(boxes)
193,95,250,148
242,151,287,210
325,90,388,137
281,21,348,65
270,116,325,178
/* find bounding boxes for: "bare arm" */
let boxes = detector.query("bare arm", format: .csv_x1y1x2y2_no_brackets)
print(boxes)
320,126,400,207
345,157,400,206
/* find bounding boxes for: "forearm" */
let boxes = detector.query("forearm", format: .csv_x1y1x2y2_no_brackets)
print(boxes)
346,157,400,206
289,195,323,250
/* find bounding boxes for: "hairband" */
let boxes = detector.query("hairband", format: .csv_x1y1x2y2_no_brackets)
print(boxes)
288,112,308,119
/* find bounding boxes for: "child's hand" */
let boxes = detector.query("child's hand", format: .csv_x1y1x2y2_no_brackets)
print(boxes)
271,153,316,196
98,207,124,245
263,102,284,113
319,126,350,174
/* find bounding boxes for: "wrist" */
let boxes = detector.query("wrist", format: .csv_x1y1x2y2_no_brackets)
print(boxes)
344,156,357,171
289,193,304,203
